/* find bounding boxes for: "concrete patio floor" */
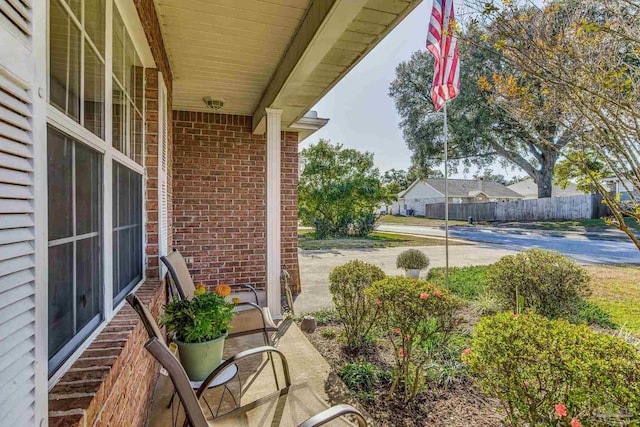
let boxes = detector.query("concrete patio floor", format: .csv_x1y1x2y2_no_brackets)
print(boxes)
146,322,367,426
294,243,517,313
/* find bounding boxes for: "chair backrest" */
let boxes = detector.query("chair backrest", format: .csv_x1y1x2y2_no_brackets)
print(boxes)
145,338,209,427
161,249,196,300
126,293,167,347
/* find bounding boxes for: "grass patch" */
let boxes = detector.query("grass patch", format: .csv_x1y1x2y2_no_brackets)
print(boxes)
426,263,637,334
293,308,339,325
494,218,639,231
298,230,465,250
378,215,467,227
427,265,491,300
584,264,640,335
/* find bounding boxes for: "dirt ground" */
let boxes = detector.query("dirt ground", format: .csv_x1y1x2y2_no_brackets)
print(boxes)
301,322,503,427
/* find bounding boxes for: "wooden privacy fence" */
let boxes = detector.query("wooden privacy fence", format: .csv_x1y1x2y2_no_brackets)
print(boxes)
424,194,610,221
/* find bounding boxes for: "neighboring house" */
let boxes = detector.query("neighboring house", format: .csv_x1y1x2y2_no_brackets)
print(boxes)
0,1,421,426
507,178,586,199
392,178,523,216
602,176,636,201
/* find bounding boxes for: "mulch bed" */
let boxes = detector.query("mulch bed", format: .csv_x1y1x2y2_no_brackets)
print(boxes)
301,321,504,427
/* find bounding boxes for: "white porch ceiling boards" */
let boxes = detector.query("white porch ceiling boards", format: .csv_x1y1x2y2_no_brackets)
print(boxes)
155,0,422,130
155,0,311,115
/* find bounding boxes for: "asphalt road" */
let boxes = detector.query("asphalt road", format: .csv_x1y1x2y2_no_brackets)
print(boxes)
378,224,640,265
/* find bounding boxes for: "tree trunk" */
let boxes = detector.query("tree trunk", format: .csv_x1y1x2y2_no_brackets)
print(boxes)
535,153,557,199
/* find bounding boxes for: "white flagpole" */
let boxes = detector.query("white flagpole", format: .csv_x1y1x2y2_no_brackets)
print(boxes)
443,101,450,289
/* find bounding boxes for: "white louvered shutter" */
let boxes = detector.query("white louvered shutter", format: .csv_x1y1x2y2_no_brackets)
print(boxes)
158,77,169,273
0,0,39,426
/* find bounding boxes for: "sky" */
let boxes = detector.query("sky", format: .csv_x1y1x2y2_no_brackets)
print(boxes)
300,1,521,181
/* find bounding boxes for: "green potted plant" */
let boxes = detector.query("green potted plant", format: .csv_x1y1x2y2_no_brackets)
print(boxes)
396,249,430,278
160,285,235,381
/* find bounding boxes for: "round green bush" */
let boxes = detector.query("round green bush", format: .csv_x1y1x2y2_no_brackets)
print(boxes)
487,249,591,319
396,249,430,270
465,312,640,426
328,260,386,349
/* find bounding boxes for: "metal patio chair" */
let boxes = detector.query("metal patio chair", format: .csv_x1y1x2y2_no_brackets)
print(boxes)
144,336,368,427
160,249,279,345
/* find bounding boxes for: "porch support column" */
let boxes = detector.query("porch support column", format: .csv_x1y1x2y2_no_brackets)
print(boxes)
266,108,283,317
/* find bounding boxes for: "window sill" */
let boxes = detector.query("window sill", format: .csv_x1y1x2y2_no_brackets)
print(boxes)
48,279,165,427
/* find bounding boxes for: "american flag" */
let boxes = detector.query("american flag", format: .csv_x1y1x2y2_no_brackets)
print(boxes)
427,0,460,111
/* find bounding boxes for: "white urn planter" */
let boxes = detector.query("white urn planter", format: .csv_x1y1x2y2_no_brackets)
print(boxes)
405,269,421,278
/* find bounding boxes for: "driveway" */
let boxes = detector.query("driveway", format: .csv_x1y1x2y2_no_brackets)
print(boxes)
378,224,640,265
294,243,517,313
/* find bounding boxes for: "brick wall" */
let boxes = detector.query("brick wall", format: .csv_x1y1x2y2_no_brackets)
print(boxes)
172,111,300,293
48,280,165,427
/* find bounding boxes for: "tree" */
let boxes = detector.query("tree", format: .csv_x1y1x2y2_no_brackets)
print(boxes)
475,0,640,249
298,140,391,239
389,24,578,198
382,168,410,197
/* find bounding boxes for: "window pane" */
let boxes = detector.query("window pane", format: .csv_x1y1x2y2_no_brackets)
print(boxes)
47,125,103,374
50,0,81,121
63,0,81,20
48,127,73,240
113,163,143,303
85,0,105,55
48,243,74,359
112,81,126,153
112,8,125,87
84,41,105,139
76,141,101,234
76,236,101,330
131,107,143,165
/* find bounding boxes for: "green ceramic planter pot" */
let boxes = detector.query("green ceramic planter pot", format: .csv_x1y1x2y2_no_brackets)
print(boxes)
176,331,227,381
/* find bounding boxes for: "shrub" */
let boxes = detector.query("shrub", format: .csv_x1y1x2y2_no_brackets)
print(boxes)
487,249,591,319
396,249,430,270
469,291,500,316
329,260,386,349
465,312,640,427
338,361,391,395
320,328,337,339
427,265,491,300
365,277,460,401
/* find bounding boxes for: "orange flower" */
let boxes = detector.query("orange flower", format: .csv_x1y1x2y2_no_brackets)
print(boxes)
214,284,232,297
394,327,401,334
420,292,429,300
232,297,241,304
570,418,581,427
434,290,442,297
194,283,207,296
555,403,567,417
461,348,472,361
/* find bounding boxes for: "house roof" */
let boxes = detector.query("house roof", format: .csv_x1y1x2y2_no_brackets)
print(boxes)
155,0,422,135
423,179,523,199
507,178,585,198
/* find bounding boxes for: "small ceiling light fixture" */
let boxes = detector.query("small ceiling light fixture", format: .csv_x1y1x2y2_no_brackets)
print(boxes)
203,96,225,110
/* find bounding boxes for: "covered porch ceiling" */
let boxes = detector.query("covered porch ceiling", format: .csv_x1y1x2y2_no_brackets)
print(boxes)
155,0,422,138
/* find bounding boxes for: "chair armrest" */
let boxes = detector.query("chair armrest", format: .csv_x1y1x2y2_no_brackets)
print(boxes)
195,346,290,398
298,404,367,427
229,283,260,304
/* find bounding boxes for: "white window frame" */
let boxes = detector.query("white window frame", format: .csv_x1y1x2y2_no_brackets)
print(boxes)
46,0,155,387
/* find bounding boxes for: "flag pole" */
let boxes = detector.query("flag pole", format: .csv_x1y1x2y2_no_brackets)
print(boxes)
443,101,450,289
